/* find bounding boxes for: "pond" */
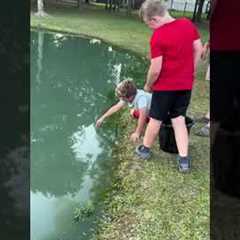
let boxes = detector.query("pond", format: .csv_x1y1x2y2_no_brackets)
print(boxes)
31,30,147,240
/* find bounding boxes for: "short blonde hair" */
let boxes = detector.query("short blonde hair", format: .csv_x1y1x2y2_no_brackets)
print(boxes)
139,0,167,21
115,79,137,99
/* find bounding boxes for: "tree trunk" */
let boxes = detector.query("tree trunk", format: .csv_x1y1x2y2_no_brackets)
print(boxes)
192,0,199,22
196,0,205,22
35,0,47,17
170,0,174,10
206,1,211,20
78,0,82,8
127,0,132,14
36,31,44,85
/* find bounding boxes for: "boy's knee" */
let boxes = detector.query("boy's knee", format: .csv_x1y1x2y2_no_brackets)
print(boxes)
148,118,162,131
171,115,185,127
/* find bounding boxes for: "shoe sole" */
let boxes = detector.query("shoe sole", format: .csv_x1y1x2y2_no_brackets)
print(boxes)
178,167,191,173
177,159,191,173
135,152,151,160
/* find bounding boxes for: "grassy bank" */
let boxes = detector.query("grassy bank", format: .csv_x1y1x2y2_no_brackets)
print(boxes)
31,5,209,239
93,79,209,239
31,4,208,57
92,73,209,239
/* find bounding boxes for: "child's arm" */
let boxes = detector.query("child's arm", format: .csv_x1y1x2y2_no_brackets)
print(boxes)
201,41,209,60
96,101,125,128
193,39,203,79
130,108,148,143
144,57,163,92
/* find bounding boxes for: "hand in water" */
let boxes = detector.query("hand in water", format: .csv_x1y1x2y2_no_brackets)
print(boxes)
96,118,104,128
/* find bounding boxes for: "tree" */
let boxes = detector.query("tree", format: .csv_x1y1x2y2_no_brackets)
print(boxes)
206,0,211,19
35,0,47,17
192,0,206,22
36,31,44,85
196,0,205,22
127,0,132,13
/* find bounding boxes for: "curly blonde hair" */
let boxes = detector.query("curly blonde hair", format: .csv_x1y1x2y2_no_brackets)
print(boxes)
115,79,137,99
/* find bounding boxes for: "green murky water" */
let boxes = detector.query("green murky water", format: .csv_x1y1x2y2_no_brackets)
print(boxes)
31,30,147,240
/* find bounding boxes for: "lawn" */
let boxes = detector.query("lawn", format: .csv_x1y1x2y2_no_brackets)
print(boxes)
31,3,209,57
31,4,209,239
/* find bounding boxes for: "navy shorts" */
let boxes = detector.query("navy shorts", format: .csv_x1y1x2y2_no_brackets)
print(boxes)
149,90,191,121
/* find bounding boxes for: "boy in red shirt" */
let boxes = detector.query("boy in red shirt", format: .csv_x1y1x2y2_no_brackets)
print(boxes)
136,0,202,172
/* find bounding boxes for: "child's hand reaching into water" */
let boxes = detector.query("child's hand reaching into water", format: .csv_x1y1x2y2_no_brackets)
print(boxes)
96,118,104,128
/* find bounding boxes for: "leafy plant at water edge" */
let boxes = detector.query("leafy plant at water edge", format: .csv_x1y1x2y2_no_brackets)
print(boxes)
74,201,95,222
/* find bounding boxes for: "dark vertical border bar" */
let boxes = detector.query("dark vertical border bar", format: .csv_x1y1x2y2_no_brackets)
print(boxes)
210,0,240,239
0,0,30,239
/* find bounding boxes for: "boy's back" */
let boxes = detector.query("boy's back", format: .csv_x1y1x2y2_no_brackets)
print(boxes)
126,89,152,112
151,18,200,91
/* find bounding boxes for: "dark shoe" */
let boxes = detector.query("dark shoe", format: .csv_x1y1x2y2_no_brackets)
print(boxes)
195,116,210,124
135,145,151,160
177,156,191,173
195,125,210,137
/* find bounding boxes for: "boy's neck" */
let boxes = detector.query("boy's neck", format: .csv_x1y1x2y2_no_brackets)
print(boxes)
163,14,176,24
156,13,176,28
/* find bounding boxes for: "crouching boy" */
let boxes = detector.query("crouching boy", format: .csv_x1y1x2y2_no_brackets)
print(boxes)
96,79,152,143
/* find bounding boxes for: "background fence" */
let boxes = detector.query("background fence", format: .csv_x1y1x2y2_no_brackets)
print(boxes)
167,0,210,13
50,0,210,17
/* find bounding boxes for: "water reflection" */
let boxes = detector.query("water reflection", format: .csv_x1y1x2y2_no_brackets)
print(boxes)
71,124,102,167
31,30,147,240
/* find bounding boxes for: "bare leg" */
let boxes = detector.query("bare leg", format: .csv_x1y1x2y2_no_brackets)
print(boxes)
171,116,188,157
130,109,135,117
143,118,161,148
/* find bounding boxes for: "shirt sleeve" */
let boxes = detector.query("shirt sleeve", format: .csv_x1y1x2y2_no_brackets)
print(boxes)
192,23,200,40
136,96,148,110
150,33,164,59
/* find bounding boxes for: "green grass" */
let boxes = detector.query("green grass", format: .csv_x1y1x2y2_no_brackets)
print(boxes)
31,4,209,57
31,5,209,239
93,76,209,240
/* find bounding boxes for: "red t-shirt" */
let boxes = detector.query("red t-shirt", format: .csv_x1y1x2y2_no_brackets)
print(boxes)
150,18,200,91
211,0,240,50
